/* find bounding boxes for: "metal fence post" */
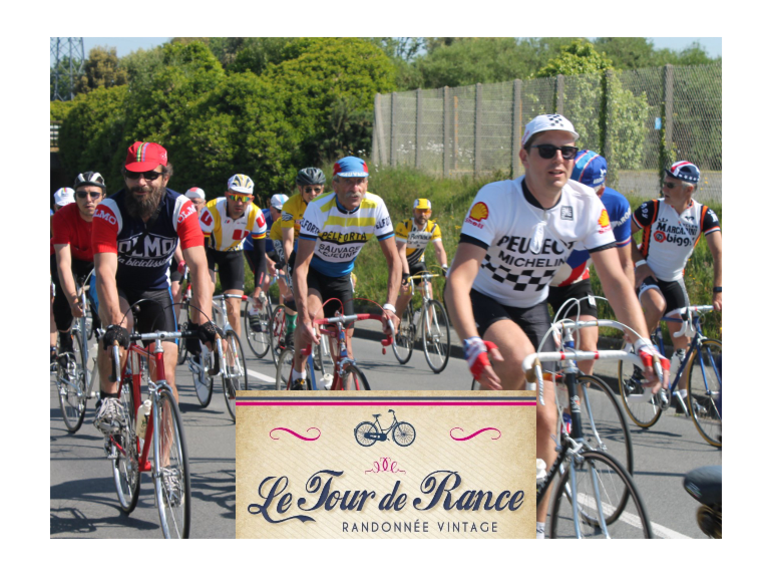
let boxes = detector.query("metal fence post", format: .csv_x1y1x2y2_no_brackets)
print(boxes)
556,74,564,114
474,83,482,178
390,93,397,167
512,79,522,178
415,89,422,170
603,69,615,188
663,64,674,171
443,87,451,178
372,93,381,165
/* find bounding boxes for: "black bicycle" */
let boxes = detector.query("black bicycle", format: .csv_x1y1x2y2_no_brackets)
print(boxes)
354,409,416,447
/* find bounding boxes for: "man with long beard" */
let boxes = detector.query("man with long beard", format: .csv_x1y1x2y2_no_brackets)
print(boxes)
91,142,220,450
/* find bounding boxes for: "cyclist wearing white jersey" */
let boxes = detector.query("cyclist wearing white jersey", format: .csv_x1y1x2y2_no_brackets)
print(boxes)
291,156,401,390
631,160,722,368
445,114,667,538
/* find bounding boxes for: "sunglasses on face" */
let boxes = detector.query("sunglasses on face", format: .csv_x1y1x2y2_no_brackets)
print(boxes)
124,170,163,181
76,191,102,200
532,144,579,160
303,186,324,194
228,194,252,203
663,181,682,190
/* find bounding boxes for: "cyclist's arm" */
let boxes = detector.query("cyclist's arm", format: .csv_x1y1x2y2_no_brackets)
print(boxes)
251,236,267,295
94,252,123,326
183,245,213,326
433,238,448,269
290,237,319,344
706,230,722,311
378,235,402,331
628,220,654,286
396,239,410,279
53,243,82,316
617,242,635,289
282,227,294,266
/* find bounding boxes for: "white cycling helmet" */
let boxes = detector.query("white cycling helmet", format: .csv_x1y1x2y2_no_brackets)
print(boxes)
54,187,75,206
185,187,206,200
227,174,254,195
270,193,289,210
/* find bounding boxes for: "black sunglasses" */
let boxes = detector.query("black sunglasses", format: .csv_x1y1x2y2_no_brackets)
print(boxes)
663,181,684,190
76,190,102,199
532,144,579,160
124,169,163,181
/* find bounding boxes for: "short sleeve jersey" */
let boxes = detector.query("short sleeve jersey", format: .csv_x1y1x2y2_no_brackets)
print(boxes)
633,198,720,282
550,186,632,287
460,177,616,308
51,203,95,262
199,198,266,253
298,191,394,278
394,218,442,267
243,208,273,253
280,193,309,246
92,188,204,291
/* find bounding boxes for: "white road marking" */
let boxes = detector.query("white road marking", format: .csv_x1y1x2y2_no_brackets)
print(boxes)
576,493,692,539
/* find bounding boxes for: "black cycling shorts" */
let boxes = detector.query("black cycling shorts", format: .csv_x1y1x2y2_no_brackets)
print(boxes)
637,276,690,314
117,286,177,342
50,253,93,332
169,256,183,283
306,267,355,319
547,278,598,319
206,247,245,291
408,261,429,284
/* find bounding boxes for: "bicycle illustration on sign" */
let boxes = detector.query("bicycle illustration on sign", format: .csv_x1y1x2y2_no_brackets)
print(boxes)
354,409,416,447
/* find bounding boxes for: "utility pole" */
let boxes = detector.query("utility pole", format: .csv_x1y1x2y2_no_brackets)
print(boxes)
50,37,85,101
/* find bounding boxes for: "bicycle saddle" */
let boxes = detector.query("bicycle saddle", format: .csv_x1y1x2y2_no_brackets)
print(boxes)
372,414,381,419
683,465,721,507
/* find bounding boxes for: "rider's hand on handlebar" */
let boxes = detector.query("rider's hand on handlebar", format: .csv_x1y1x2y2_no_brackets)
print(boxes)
633,338,669,394
298,321,320,346
464,337,504,390
102,324,130,350
382,310,400,336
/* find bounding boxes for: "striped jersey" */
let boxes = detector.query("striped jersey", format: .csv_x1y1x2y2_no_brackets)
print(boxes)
394,218,442,267
199,197,266,252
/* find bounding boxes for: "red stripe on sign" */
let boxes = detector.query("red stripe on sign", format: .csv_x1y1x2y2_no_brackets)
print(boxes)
235,401,537,407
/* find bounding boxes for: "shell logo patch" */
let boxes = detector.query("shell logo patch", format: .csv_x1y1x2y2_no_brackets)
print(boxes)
598,209,610,228
469,202,489,221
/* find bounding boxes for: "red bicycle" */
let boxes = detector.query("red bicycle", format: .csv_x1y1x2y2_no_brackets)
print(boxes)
107,327,223,539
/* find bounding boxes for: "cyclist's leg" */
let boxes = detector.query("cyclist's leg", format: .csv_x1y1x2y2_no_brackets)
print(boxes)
136,288,180,399
320,272,356,361
637,278,666,337
291,290,324,388
548,280,599,375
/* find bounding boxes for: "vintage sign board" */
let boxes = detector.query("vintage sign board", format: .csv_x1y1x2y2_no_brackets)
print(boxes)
236,390,536,539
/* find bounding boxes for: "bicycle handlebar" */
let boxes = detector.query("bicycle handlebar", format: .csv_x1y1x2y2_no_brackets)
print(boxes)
669,305,713,338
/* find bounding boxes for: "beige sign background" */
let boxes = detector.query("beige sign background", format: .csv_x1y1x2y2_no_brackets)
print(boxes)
236,391,536,539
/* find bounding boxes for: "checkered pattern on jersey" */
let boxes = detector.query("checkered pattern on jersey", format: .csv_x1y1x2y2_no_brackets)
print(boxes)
482,254,556,292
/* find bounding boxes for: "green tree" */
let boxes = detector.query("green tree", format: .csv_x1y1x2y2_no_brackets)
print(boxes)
50,55,82,101
537,39,614,77
593,37,658,69
263,37,396,165
120,46,166,93
228,37,293,75
75,46,128,94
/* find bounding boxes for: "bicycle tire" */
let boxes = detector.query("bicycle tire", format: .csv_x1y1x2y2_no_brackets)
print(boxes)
276,347,296,390
112,356,140,513
687,338,722,447
244,298,272,359
189,347,214,408
471,378,481,390
617,358,662,429
392,421,416,447
58,328,88,433
154,388,192,539
270,305,287,368
340,364,371,391
549,450,652,539
354,421,377,447
577,375,634,476
223,330,248,422
422,299,451,373
392,302,414,364
177,312,188,366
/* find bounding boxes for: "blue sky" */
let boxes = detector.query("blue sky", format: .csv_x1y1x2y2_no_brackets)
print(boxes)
63,37,722,61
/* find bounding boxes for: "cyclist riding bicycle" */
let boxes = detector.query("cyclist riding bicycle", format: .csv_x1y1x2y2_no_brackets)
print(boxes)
394,198,449,321
169,187,208,314
199,174,267,344
281,167,327,347
547,151,634,376
51,186,77,363
91,142,220,449
444,114,667,539
51,173,106,367
630,160,722,393
291,156,402,390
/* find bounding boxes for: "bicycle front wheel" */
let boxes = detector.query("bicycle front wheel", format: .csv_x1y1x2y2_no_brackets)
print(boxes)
244,299,272,358
223,330,248,421
422,299,451,373
393,421,416,447
392,303,414,364
112,376,140,513
687,338,722,447
578,375,634,476
549,450,652,539
58,328,88,433
339,364,371,391
354,421,377,447
154,388,191,539
177,310,188,365
270,305,287,367
276,347,296,390
618,358,662,429
189,347,213,408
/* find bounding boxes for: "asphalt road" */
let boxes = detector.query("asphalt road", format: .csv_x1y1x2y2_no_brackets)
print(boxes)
50,326,720,539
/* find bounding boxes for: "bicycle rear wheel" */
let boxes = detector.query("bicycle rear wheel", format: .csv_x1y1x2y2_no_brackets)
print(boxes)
112,364,140,513
392,302,414,364
223,330,248,421
154,388,191,539
578,375,633,475
340,364,371,391
189,347,213,408
422,299,451,373
57,328,88,433
687,339,722,447
618,358,662,428
244,298,272,358
270,305,287,368
177,311,188,366
549,450,652,539
393,421,416,446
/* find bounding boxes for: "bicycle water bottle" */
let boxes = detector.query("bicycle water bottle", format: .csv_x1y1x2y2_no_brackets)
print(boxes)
556,381,569,410
136,399,152,440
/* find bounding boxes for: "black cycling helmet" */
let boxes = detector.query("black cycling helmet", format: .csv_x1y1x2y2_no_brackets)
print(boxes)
74,171,107,191
296,167,326,186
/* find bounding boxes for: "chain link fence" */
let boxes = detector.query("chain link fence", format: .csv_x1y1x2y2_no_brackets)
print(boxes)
372,62,721,204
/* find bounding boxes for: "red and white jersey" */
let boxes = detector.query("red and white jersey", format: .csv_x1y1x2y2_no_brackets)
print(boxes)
199,197,267,252
459,177,616,308
633,198,720,282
